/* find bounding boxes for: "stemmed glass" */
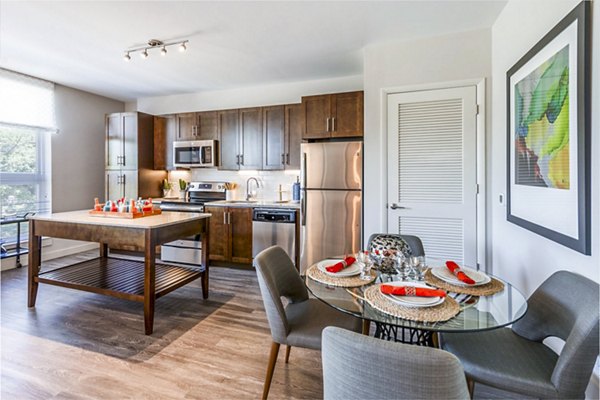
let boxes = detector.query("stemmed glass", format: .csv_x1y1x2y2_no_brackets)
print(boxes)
394,252,409,281
357,250,373,280
408,255,427,281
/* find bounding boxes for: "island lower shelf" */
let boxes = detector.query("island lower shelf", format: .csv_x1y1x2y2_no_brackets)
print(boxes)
35,257,203,302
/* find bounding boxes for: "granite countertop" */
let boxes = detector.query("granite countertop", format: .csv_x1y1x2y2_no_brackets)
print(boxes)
32,210,211,229
204,200,300,210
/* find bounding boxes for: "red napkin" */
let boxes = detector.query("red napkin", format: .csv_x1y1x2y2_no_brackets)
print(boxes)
446,261,476,285
325,256,356,273
380,285,446,298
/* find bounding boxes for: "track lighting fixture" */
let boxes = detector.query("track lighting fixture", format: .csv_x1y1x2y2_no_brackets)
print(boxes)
123,39,188,62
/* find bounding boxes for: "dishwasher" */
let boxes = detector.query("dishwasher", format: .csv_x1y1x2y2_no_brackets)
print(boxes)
252,208,296,264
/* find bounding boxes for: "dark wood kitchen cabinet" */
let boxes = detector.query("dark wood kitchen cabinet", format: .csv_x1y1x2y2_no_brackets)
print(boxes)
154,115,176,170
284,103,303,169
218,108,262,171
176,111,219,141
263,104,302,170
218,109,240,170
302,91,363,139
105,112,165,200
205,206,253,264
239,108,263,170
263,106,285,170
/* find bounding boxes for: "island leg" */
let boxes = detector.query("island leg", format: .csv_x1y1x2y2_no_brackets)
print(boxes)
99,243,108,258
144,230,156,335
201,219,209,299
27,219,41,307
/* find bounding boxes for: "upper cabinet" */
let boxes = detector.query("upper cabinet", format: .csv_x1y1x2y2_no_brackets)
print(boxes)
302,91,363,139
176,111,218,141
262,105,285,170
218,109,240,170
284,103,304,169
239,108,263,170
154,115,176,170
105,112,164,199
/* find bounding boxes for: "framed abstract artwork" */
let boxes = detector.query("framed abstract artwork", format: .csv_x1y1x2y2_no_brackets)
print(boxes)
506,1,591,255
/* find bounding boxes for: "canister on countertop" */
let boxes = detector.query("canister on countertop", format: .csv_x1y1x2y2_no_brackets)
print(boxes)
292,176,300,202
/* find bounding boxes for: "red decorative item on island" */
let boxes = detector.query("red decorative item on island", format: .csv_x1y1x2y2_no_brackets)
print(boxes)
380,284,446,298
89,197,161,219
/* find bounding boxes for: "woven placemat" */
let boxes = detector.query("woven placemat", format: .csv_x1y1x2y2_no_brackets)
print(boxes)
306,265,376,287
424,269,505,296
364,285,460,322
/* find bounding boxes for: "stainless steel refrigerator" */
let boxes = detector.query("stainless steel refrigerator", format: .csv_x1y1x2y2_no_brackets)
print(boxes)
300,141,362,272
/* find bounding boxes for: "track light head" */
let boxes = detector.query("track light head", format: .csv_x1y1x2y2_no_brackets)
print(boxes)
179,42,187,52
161,46,167,56
140,49,149,59
123,52,131,62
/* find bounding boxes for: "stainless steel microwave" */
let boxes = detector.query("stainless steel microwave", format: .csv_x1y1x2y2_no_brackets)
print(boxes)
173,140,218,168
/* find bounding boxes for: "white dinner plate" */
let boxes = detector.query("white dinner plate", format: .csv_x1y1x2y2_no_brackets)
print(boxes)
431,265,491,287
382,281,445,308
317,259,361,277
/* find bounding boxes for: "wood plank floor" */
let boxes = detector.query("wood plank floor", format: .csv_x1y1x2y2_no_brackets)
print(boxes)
1,251,323,399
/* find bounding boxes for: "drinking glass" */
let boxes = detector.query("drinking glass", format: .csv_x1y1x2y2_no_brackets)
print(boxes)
357,251,373,280
394,252,409,281
408,255,426,281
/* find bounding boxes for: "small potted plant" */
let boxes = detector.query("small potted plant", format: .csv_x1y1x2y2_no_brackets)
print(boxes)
162,179,172,198
178,179,188,200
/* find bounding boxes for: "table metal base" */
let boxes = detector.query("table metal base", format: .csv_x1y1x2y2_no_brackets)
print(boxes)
373,322,434,346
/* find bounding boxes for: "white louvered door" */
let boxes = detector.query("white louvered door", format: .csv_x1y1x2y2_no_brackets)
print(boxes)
387,86,477,266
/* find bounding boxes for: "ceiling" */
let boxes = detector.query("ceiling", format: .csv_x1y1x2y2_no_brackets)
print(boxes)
0,1,506,102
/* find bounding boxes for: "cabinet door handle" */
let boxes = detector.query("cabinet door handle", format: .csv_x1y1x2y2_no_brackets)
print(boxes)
240,154,244,165
286,153,290,165
332,117,336,132
121,155,126,166
326,117,330,132
236,154,240,165
122,174,126,186
223,211,227,224
281,154,285,164
106,174,109,197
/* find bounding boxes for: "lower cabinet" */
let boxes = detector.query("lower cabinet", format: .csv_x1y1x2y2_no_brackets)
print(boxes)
205,206,253,264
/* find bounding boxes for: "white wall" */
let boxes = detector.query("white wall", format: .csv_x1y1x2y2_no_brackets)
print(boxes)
362,28,492,249
136,74,362,115
491,1,599,396
1,84,124,270
490,0,599,289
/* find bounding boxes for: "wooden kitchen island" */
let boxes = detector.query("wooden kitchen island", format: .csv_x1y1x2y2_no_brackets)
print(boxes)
28,210,211,335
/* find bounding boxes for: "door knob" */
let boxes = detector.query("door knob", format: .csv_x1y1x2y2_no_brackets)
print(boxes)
389,203,406,210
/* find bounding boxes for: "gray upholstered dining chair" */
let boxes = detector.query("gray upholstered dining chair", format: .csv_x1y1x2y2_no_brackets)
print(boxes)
442,271,599,399
254,245,362,400
322,326,470,400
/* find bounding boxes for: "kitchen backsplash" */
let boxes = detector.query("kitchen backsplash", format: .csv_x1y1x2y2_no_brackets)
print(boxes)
165,169,301,202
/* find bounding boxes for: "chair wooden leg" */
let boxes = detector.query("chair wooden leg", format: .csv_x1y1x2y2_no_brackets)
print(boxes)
262,342,280,400
466,376,475,399
362,320,370,335
285,345,291,363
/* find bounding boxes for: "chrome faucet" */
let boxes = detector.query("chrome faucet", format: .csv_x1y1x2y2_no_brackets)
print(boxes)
246,177,260,201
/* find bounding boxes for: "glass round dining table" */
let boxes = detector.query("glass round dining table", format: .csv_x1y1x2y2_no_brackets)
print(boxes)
303,263,528,346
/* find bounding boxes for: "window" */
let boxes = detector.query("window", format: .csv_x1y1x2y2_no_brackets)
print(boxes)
0,69,55,244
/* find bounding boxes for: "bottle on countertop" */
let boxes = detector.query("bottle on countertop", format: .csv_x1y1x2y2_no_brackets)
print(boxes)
292,176,300,202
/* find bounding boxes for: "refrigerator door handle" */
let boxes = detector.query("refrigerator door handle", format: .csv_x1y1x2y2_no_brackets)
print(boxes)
302,152,307,189
301,192,306,226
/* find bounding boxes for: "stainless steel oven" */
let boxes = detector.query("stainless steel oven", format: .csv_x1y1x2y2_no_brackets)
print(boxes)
173,140,218,168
